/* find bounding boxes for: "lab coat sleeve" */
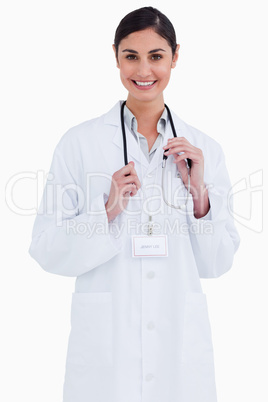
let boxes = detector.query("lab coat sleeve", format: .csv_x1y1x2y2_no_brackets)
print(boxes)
28,138,122,277
186,143,240,278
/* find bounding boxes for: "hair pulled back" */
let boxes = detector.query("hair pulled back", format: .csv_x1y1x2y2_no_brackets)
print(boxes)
114,7,177,59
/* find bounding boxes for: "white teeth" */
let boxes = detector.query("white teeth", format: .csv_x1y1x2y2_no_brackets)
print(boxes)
134,81,155,87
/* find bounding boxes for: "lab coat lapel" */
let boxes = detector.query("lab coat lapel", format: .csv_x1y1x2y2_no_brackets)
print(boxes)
145,114,187,176
112,124,149,168
104,101,148,168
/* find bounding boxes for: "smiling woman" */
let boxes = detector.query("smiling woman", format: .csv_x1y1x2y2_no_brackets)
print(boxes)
28,6,240,402
113,29,179,107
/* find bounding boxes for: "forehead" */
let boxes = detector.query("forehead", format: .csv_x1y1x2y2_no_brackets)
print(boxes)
119,28,171,52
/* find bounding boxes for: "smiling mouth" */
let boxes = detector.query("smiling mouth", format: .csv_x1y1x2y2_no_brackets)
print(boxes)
132,80,157,87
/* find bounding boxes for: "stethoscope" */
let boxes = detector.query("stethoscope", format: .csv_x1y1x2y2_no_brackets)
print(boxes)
120,100,191,210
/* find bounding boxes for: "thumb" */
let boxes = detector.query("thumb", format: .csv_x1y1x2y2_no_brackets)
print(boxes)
175,159,189,185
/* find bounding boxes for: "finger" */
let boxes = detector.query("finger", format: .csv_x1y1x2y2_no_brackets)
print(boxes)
121,183,138,196
120,174,135,182
124,161,136,176
167,146,203,163
168,136,189,144
164,145,193,156
122,163,141,186
121,175,141,189
115,161,136,177
163,137,189,149
174,156,191,171
120,174,141,189
173,153,196,164
176,159,189,179
113,163,140,186
130,187,139,196
127,164,141,187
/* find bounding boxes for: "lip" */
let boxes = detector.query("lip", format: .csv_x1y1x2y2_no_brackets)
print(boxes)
131,80,157,90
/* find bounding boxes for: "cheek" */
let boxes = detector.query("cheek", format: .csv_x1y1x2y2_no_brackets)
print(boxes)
153,62,172,78
156,66,172,82
119,61,133,79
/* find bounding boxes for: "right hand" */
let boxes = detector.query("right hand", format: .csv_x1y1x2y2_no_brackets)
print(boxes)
105,161,141,222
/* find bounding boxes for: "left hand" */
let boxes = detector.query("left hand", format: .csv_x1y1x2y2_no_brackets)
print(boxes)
163,137,205,194
163,137,210,218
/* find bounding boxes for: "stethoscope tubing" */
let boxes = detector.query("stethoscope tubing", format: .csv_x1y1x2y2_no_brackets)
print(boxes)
120,101,191,209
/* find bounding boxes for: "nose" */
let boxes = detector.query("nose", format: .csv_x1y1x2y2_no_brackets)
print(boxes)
136,59,152,78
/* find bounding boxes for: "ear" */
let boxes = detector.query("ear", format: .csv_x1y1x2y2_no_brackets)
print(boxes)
171,44,180,69
112,44,120,68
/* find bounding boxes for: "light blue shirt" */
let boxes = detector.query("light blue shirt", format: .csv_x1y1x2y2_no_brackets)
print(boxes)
124,105,167,162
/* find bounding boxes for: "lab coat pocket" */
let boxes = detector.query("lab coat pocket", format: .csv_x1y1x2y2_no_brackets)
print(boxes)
181,292,214,363
180,292,217,400
67,292,113,368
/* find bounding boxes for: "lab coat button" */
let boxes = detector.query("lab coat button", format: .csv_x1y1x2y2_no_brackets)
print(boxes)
147,271,155,279
146,173,153,178
145,373,154,382
147,321,155,330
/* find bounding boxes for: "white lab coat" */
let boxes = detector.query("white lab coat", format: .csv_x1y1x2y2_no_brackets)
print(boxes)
29,101,240,402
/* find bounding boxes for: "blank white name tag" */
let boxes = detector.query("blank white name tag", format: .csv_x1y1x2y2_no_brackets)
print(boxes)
132,235,168,258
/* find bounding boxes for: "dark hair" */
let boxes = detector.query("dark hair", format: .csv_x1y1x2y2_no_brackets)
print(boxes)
114,7,177,59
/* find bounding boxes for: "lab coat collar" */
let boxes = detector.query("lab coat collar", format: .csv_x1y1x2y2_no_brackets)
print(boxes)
103,100,188,176
104,101,149,169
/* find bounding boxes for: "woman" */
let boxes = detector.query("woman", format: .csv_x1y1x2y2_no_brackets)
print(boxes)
29,6,240,402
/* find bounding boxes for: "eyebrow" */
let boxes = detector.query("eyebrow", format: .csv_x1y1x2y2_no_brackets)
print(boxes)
122,48,166,54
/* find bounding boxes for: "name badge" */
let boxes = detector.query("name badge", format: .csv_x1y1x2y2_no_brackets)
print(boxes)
132,235,168,258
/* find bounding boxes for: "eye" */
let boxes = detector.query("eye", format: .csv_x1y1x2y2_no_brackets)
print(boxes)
126,54,137,60
151,54,162,60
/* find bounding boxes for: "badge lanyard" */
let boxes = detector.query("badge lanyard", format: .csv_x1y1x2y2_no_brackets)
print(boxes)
136,130,162,237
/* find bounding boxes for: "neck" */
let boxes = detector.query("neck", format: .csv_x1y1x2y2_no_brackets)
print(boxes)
126,95,165,130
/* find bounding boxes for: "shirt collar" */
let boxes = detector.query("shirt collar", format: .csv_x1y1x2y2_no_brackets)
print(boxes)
124,105,167,138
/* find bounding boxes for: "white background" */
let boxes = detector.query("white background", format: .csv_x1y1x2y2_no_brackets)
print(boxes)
1,0,267,401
